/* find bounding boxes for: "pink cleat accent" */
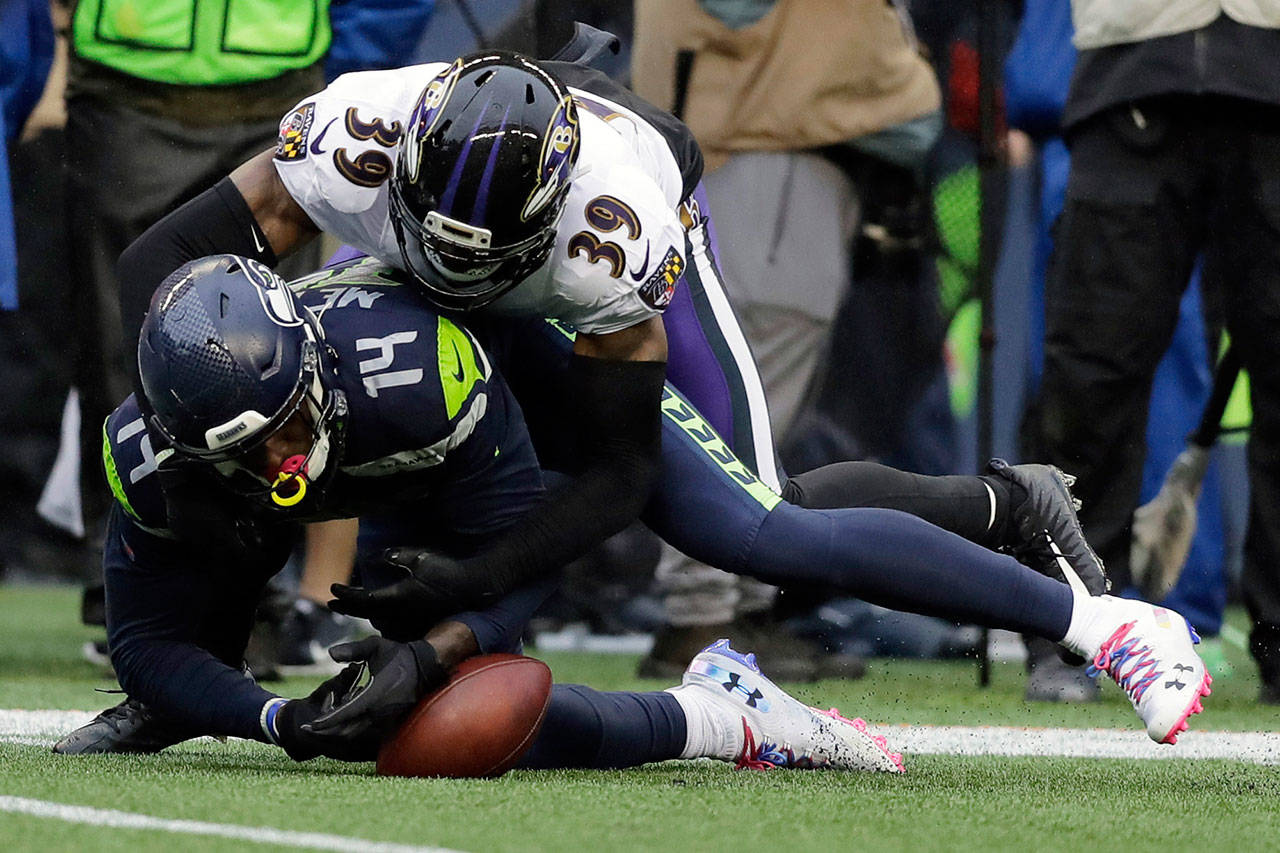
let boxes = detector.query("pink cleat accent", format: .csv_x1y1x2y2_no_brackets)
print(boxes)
1159,668,1213,745
814,708,904,773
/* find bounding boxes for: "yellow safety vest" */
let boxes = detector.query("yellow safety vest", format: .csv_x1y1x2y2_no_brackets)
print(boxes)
72,0,332,86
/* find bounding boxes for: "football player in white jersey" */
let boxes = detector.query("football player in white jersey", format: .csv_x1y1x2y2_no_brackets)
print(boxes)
116,51,1108,649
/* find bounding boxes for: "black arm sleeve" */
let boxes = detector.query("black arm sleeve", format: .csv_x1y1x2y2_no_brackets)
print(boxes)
118,177,277,392
458,355,666,596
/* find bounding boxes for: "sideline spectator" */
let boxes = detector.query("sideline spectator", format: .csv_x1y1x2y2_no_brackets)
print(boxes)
1022,4,1280,703
0,0,52,311
1002,0,1102,702
0,0,56,580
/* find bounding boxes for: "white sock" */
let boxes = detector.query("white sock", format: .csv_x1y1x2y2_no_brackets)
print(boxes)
666,685,741,762
1062,592,1126,659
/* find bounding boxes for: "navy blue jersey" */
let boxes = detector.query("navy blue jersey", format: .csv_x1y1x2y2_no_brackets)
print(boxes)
288,258,543,540
101,258,546,741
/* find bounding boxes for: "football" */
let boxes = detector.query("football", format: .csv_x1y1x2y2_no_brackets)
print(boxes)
376,653,553,778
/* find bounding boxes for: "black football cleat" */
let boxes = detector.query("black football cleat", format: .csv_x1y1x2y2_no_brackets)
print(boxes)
987,458,1110,597
52,698,195,755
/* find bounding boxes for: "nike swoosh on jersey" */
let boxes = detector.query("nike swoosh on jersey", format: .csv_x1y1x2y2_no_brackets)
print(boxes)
450,341,466,382
628,242,651,281
310,118,337,155
250,225,266,253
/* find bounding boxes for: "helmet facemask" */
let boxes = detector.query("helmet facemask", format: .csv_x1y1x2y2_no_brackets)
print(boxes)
389,183,565,311
154,333,346,512
209,346,346,509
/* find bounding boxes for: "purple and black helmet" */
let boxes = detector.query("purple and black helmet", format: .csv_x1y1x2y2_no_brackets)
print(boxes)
389,51,581,311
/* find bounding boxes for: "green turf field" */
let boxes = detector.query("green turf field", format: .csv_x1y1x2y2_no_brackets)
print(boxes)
2,585,1278,852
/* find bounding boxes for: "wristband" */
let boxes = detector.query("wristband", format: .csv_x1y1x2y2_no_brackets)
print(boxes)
260,697,288,745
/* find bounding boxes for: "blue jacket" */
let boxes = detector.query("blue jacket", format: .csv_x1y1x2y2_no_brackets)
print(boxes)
0,0,54,309
1003,0,1075,140
326,0,436,81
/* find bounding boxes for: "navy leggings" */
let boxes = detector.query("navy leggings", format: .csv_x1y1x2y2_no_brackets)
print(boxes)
483,317,1076,642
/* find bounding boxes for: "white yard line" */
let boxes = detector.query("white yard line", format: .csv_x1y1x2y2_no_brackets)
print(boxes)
0,710,95,741
0,796,462,853
886,724,1280,764
5,708,1278,765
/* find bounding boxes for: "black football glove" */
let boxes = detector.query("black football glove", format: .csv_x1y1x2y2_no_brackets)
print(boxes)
303,636,447,740
328,548,496,641
270,664,381,762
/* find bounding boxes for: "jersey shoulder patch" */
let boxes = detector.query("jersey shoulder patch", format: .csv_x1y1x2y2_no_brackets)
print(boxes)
637,244,685,310
275,102,316,162
273,65,446,216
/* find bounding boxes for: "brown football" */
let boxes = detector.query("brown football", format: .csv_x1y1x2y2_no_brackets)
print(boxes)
376,653,553,778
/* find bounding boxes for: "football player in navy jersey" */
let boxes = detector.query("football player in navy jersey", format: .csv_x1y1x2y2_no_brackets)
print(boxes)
57,253,905,772
114,51,1119,641
61,253,1209,759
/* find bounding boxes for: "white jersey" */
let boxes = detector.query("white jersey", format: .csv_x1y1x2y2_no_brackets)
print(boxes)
274,64,692,335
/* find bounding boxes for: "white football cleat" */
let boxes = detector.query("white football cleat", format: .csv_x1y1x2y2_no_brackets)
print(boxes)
669,639,904,773
1086,598,1211,744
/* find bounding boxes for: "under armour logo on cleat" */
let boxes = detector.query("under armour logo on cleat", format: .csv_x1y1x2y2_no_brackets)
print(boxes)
722,672,765,707
1165,663,1195,689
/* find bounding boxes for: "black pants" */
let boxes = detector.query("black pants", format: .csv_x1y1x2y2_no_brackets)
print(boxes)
1024,96,1280,681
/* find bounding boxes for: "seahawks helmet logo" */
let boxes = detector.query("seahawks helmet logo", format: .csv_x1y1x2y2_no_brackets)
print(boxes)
241,258,304,328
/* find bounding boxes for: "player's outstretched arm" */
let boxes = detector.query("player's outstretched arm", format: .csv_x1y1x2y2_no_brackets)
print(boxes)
463,316,670,580
329,318,668,627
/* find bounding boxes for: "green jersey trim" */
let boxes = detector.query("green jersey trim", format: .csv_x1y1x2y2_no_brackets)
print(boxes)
102,417,140,521
437,316,489,419
660,387,781,511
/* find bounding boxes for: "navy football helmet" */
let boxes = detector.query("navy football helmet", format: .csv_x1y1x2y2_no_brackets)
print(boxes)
137,254,346,509
389,51,580,311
